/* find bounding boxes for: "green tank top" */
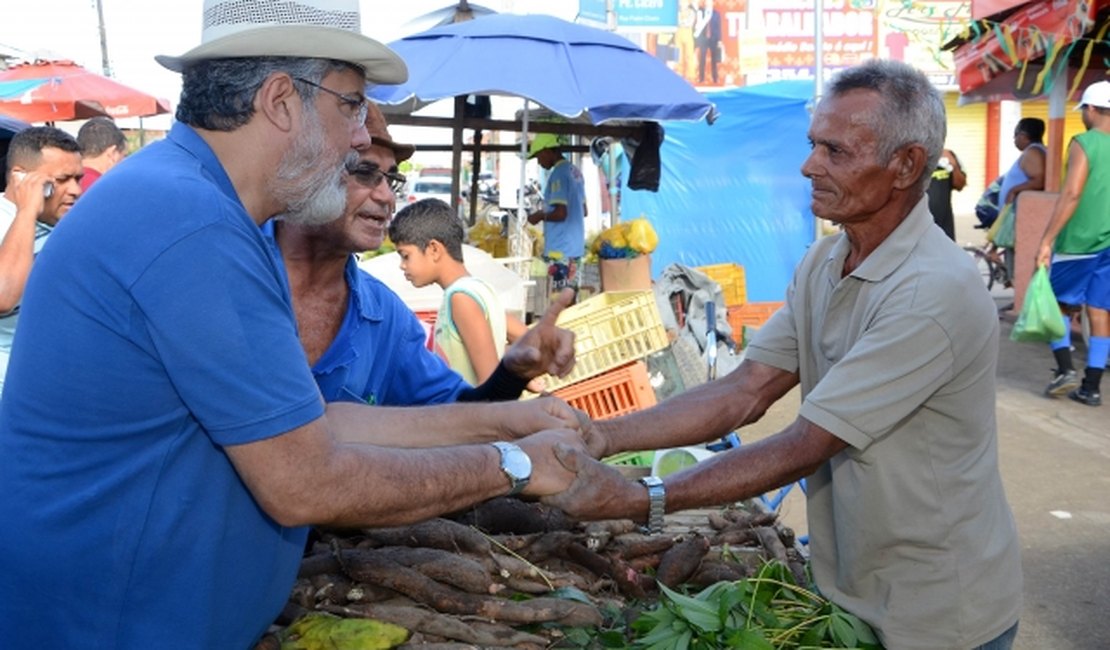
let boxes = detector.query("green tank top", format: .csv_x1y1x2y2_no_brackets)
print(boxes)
1055,129,1110,254
434,276,506,385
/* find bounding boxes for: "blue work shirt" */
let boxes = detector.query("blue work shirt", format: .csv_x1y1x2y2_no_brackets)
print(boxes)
542,158,586,258
0,123,324,649
262,222,470,406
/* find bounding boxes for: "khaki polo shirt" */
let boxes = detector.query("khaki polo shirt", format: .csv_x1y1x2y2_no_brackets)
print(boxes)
746,198,1022,649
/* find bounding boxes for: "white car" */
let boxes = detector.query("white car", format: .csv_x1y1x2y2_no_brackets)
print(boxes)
404,175,453,207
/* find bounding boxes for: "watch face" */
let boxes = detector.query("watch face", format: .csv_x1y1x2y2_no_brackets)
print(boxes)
502,445,532,481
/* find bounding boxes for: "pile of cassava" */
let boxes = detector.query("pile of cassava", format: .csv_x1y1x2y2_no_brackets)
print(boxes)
255,496,806,649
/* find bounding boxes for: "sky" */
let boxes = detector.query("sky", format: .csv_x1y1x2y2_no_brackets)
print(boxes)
0,0,579,131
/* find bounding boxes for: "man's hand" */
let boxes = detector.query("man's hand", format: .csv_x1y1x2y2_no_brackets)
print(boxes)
10,170,49,218
1036,241,1054,269
498,396,583,440
502,288,576,380
540,443,642,520
517,429,589,496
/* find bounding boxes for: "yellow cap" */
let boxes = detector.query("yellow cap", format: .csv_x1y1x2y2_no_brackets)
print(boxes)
528,132,562,159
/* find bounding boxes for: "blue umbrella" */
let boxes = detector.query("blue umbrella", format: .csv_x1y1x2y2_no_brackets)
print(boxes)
371,13,713,124
0,114,32,139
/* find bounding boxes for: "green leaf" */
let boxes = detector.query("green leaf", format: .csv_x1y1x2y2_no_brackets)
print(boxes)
724,628,776,650
550,585,594,605
657,583,724,633
597,629,631,648
829,612,858,647
848,613,880,645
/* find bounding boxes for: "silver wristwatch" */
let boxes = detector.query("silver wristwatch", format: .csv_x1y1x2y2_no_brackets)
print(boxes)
490,441,531,496
638,476,666,534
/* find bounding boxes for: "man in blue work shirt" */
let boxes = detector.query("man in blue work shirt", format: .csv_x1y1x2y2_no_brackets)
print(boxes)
527,132,587,295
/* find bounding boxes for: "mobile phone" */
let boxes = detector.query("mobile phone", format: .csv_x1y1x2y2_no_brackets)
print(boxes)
12,171,53,198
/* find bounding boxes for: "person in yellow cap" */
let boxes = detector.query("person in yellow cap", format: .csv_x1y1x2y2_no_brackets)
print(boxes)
527,132,587,296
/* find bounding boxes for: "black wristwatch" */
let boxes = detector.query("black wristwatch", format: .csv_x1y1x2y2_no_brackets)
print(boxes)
638,476,666,534
490,441,532,495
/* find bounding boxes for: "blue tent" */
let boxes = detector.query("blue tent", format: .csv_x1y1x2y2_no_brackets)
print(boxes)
621,80,816,303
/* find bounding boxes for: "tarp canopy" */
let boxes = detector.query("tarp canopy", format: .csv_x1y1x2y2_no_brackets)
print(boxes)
620,81,816,303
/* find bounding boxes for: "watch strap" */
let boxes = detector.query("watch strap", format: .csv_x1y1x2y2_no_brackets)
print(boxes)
638,476,666,534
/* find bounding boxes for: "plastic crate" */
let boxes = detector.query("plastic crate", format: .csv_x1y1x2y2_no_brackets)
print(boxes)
553,360,657,421
695,263,747,307
542,290,669,391
727,301,785,347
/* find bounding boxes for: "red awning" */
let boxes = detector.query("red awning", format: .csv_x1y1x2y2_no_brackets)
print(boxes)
972,0,1031,20
951,0,1106,97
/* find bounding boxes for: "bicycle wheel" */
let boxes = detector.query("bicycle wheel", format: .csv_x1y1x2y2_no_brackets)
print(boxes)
964,246,995,291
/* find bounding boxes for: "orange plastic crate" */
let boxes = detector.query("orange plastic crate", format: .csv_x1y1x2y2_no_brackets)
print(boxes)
727,301,785,346
552,361,656,421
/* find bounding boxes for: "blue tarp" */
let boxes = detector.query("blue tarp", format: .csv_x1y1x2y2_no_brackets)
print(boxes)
621,80,817,303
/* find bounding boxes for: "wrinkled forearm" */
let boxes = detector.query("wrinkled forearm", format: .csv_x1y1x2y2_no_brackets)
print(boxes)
326,401,508,447
597,359,797,457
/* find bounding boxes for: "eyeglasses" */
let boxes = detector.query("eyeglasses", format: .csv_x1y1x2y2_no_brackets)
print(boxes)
348,163,406,194
293,77,369,125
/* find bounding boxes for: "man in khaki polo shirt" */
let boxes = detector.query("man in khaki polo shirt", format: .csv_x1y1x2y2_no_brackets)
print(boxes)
547,59,1022,649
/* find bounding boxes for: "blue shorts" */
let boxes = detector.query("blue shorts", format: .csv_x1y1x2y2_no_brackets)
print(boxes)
1050,247,1110,310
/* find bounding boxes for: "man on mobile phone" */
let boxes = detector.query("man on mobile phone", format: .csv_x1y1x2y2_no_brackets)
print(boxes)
0,126,83,398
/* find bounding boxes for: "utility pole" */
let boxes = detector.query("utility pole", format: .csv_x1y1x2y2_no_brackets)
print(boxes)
95,0,112,76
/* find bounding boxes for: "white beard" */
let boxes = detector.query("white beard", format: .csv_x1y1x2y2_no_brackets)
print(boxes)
273,107,355,226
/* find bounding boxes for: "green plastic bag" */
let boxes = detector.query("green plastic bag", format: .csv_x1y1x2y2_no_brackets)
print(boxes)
1011,265,1065,342
988,202,1016,249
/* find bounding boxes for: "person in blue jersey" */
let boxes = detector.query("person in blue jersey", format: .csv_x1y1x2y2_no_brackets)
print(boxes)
0,2,586,648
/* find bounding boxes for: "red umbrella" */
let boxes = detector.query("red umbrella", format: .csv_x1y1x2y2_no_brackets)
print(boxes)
0,59,171,123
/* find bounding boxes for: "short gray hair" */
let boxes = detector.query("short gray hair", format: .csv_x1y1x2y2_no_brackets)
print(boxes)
175,57,355,131
826,60,946,190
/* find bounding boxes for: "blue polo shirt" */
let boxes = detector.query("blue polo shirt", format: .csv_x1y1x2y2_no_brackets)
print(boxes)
262,223,469,405
0,123,324,649
542,158,586,258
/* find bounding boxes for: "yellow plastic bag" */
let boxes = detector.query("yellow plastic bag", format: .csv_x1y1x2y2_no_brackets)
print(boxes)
626,217,658,254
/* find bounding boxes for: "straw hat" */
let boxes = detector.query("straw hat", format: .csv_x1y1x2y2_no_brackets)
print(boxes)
364,103,414,163
155,0,407,84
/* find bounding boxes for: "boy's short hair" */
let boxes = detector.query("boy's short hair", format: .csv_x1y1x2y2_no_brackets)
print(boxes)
389,198,465,262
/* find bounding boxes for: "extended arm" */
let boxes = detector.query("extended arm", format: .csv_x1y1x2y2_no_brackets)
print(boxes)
589,358,800,459
545,414,846,523
326,396,581,447
227,416,586,528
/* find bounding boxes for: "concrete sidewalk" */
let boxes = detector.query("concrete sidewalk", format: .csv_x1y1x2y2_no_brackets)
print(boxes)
740,285,1109,649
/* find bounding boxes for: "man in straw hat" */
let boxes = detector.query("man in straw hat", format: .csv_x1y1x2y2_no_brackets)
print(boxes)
270,102,575,405
0,2,585,647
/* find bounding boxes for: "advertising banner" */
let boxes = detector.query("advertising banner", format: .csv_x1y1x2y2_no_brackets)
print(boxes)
579,0,681,29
